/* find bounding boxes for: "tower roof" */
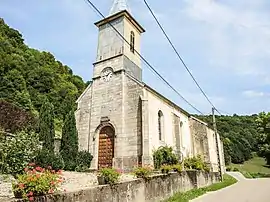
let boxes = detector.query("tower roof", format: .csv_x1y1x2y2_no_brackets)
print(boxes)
109,0,130,16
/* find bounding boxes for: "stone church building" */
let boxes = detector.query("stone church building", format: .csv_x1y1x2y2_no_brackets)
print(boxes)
75,0,225,172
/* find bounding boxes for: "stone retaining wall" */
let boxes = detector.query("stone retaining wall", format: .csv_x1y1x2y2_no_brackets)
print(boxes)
12,171,219,202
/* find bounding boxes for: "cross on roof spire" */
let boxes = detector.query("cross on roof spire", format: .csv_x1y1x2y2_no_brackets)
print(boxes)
109,0,130,16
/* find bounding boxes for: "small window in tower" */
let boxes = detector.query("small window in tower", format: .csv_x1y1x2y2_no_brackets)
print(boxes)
130,31,135,53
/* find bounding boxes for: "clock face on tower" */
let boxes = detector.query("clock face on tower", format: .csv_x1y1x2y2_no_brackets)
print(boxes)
101,67,113,82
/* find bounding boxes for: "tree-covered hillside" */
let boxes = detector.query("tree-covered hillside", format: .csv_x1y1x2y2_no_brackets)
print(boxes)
0,18,87,132
195,114,259,165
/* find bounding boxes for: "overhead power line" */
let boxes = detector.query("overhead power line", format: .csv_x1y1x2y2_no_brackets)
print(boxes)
143,0,223,115
83,0,204,115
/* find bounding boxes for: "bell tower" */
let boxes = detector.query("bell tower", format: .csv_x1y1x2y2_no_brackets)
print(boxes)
92,0,145,80
76,0,146,171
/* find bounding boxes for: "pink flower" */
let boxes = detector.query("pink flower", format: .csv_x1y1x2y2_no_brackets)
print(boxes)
48,189,54,194
29,197,34,201
36,166,42,172
47,166,52,170
28,163,35,167
26,191,33,196
24,167,29,172
50,181,56,185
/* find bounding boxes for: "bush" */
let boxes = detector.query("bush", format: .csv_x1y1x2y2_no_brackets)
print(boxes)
232,167,239,172
172,164,182,173
133,166,153,180
161,165,172,174
34,150,64,171
153,146,178,169
184,155,209,171
12,164,63,200
226,166,232,171
60,109,78,167
75,151,93,172
99,168,120,185
0,131,41,175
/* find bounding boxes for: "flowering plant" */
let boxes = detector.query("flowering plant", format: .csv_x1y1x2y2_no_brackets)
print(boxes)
133,165,153,180
12,163,64,201
98,168,121,185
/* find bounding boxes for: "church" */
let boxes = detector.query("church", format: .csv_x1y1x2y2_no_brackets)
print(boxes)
75,0,225,172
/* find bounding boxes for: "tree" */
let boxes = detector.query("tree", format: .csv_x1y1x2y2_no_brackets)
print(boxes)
60,108,78,170
256,112,270,165
39,100,55,153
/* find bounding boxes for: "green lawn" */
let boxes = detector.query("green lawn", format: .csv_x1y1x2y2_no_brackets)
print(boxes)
229,157,270,178
165,174,237,202
231,157,270,174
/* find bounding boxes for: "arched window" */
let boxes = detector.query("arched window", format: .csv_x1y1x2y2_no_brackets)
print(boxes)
130,31,135,53
158,110,164,141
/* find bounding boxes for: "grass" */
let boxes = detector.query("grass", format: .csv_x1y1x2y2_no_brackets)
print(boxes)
229,157,270,178
165,174,237,202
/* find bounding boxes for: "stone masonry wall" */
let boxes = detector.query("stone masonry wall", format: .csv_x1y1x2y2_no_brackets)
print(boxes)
11,171,219,202
189,119,210,164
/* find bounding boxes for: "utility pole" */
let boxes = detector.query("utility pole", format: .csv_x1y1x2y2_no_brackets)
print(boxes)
212,107,223,181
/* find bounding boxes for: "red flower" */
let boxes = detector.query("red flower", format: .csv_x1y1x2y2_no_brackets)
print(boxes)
29,197,34,201
57,170,63,175
26,191,33,196
50,181,56,185
48,189,54,194
32,169,36,174
36,166,42,172
18,183,24,189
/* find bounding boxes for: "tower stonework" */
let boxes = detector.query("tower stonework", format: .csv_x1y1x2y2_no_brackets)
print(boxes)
76,9,145,171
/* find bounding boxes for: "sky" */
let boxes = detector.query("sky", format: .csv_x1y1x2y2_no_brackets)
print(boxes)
1,0,270,115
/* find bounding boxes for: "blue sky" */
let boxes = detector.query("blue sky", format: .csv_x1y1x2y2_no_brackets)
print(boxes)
1,0,270,115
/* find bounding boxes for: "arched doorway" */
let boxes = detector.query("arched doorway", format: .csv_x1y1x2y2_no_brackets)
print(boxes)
98,126,115,169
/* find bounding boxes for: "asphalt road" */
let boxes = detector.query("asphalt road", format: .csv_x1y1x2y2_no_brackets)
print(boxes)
191,172,270,202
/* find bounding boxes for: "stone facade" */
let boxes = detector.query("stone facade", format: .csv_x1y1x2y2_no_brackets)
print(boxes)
75,9,225,172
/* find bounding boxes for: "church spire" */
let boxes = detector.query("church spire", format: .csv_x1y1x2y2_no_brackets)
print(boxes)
109,0,130,16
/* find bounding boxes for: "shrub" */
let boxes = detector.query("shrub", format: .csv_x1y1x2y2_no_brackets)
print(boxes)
160,165,172,174
172,164,182,173
153,146,178,169
226,166,232,171
232,167,239,172
0,131,41,175
34,150,64,171
75,151,93,171
133,166,153,180
184,155,209,171
12,164,63,200
60,109,78,169
39,100,55,153
99,168,120,185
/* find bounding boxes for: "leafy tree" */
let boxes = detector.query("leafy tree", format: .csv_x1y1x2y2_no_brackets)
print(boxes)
60,109,78,170
39,100,55,152
256,112,270,165
0,19,86,133
194,114,259,165
0,100,36,133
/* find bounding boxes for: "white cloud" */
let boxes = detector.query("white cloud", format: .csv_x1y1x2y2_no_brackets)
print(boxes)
243,90,268,98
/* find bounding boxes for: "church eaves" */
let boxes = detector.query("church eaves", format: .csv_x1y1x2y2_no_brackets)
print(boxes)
109,0,130,16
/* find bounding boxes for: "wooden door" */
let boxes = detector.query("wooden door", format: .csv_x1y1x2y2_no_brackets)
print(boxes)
98,126,114,169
